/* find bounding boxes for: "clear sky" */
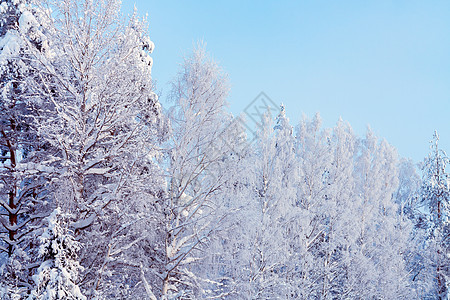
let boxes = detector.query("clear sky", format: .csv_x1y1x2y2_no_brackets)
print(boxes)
121,0,450,163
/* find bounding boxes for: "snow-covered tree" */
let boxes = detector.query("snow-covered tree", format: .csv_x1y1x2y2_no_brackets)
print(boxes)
183,111,254,298
350,128,413,298
238,107,297,298
419,132,449,299
289,113,333,298
163,45,233,298
394,159,434,297
0,0,442,296
0,0,53,296
395,159,422,222
202,106,299,299
26,0,167,297
289,115,415,299
313,118,358,299
31,208,85,299
0,0,48,257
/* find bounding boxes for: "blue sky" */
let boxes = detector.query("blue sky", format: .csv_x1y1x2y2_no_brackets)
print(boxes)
122,0,450,163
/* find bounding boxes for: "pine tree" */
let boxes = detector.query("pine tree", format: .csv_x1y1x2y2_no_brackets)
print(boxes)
420,132,449,299
31,208,85,299
394,159,434,298
0,0,48,256
0,0,52,296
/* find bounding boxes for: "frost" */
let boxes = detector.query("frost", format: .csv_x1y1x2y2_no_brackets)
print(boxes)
0,1,446,299
0,2,7,14
179,192,192,205
18,11,38,33
84,167,110,175
71,214,95,230
0,32,21,67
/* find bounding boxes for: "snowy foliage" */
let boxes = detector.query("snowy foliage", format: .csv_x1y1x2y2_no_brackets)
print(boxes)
0,0,448,299
0,2,52,299
32,208,85,299
418,132,450,299
162,45,232,298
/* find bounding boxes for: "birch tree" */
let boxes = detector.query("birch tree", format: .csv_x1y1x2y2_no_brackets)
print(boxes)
163,45,231,298
351,129,412,298
238,107,297,298
291,113,333,298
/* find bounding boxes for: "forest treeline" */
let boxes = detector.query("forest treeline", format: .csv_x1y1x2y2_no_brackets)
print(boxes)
0,0,448,299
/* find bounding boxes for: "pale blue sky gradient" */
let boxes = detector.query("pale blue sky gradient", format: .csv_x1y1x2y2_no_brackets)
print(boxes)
122,0,450,163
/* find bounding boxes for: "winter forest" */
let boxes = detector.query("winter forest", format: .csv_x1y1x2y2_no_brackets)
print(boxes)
0,0,449,299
